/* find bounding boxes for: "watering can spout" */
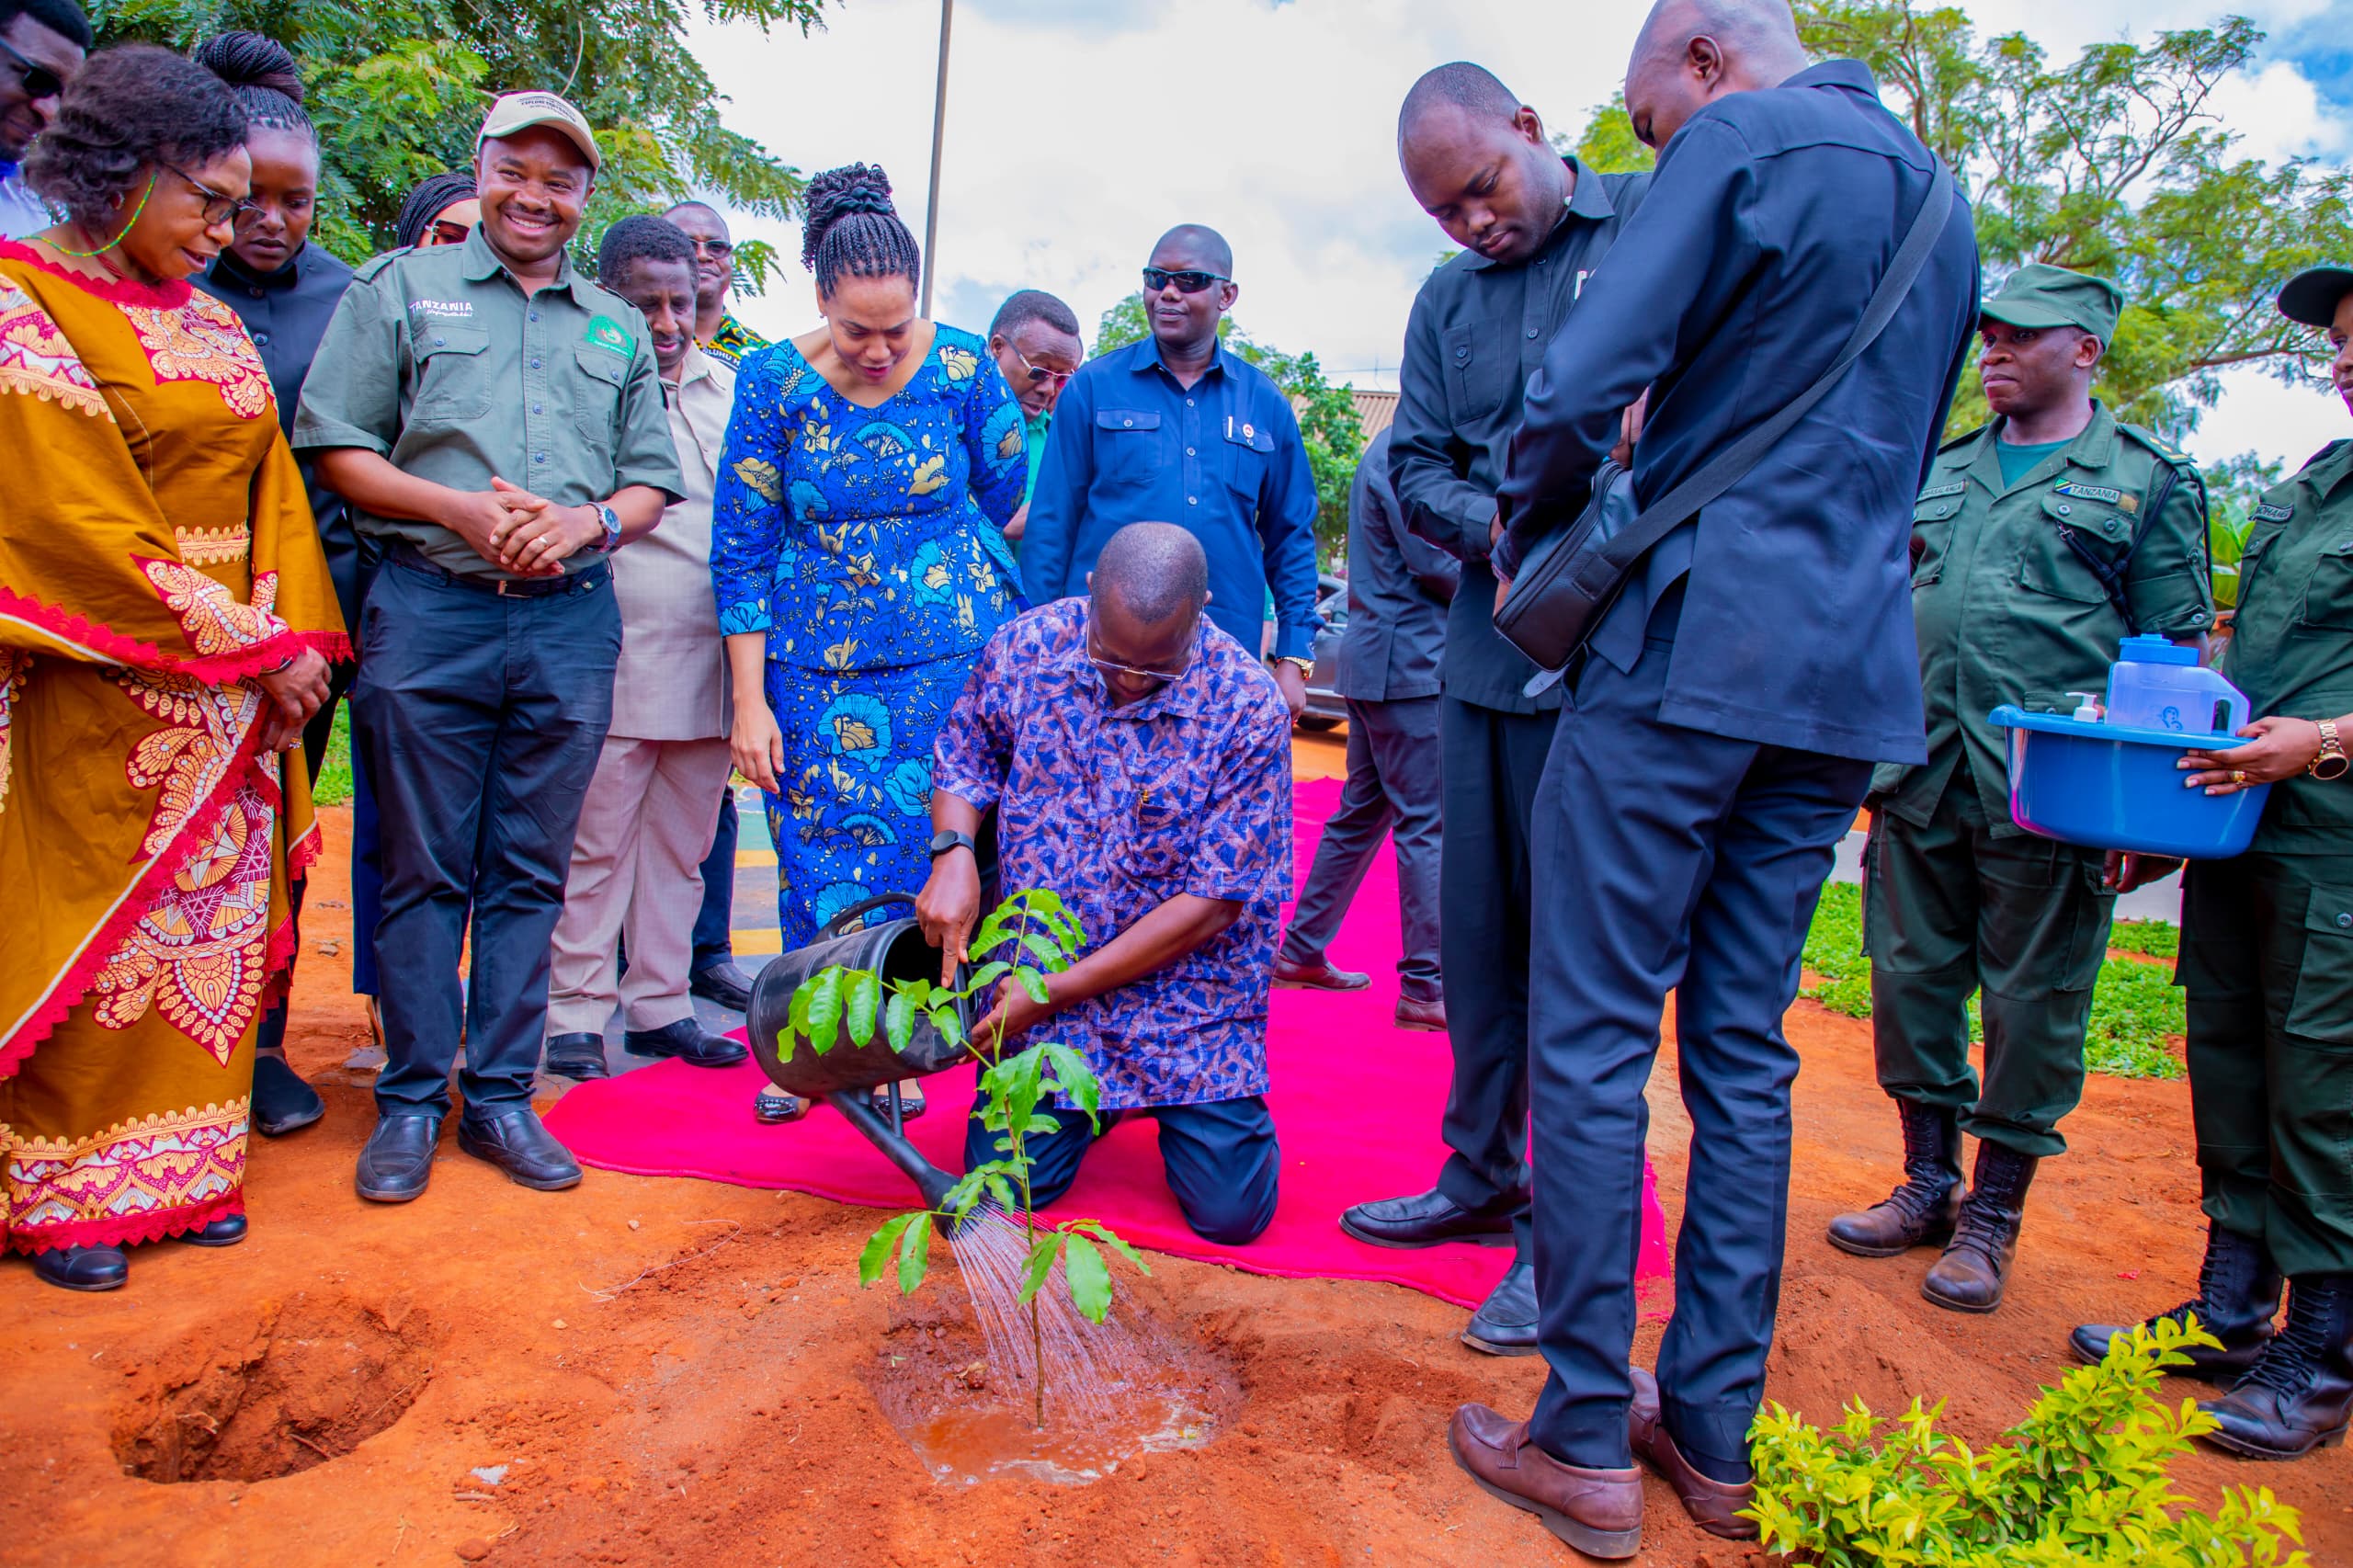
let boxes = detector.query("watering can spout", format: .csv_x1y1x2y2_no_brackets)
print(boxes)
826,1089,961,1214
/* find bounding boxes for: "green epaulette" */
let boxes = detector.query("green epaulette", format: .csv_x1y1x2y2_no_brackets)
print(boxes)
351,248,406,283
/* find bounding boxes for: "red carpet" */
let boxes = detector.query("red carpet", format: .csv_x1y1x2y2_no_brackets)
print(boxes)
545,776,1671,1312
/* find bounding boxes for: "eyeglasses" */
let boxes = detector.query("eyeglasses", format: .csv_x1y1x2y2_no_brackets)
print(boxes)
429,219,472,246
688,236,734,261
1086,625,1192,688
1005,342,1074,391
163,164,260,230
1142,267,1229,295
0,34,64,103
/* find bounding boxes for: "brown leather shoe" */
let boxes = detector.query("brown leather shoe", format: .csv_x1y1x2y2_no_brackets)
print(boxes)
1447,1403,1641,1560
1628,1368,1759,1540
1395,995,1447,1031
1922,1142,2039,1314
1273,956,1370,991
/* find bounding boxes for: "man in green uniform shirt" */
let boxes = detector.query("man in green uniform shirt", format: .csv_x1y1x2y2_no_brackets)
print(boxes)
2075,264,2353,1460
1830,264,2212,1314
296,91,682,1205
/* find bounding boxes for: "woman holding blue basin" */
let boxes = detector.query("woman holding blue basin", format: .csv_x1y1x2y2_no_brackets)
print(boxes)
2071,265,2353,1461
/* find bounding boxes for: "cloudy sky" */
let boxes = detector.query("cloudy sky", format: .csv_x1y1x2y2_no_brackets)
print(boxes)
688,0,2353,473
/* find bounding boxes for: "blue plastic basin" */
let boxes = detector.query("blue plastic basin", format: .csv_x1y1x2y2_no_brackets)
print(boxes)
1989,705,2270,859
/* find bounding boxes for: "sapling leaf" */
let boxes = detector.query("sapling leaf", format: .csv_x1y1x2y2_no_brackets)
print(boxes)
1018,1233,1063,1303
1024,1112,1062,1136
985,1173,1019,1213
773,1028,797,1064
807,969,844,1054
1063,1233,1113,1324
884,991,915,1055
1018,931,1068,971
928,1007,966,1049
846,970,881,1048
940,1167,988,1219
1065,1219,1152,1276
1014,966,1053,1006
1040,1042,1100,1128
788,978,813,1050
969,960,1012,992
897,1210,933,1294
859,1212,919,1288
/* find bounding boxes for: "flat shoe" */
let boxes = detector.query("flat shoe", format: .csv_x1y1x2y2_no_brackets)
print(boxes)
251,1054,325,1137
456,1108,582,1191
31,1244,128,1291
543,1031,610,1081
869,1085,926,1121
755,1089,807,1124
182,1213,248,1247
624,1017,748,1070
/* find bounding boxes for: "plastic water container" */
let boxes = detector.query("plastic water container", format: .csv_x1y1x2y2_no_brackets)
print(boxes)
1987,640,2269,858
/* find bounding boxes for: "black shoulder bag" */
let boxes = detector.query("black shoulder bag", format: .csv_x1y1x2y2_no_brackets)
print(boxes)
1494,157,1958,687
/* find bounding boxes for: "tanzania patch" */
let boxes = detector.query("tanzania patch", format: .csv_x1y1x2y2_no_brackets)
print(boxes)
1917,482,1967,500
2253,501,2295,523
2053,482,2125,506
584,314,635,357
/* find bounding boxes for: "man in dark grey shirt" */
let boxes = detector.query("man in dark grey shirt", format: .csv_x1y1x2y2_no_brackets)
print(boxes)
1339,62,1648,1359
1275,428,1454,1026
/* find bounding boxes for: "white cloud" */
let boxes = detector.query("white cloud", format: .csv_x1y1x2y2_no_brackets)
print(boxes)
688,0,2348,470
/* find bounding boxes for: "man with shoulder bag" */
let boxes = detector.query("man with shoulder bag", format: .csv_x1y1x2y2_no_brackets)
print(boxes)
1443,2,1981,1558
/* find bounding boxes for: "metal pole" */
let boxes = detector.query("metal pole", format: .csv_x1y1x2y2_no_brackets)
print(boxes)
920,0,954,318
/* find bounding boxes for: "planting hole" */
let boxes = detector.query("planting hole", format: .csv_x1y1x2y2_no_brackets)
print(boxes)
112,1298,437,1483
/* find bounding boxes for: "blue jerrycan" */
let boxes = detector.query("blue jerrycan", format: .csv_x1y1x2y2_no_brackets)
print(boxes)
2103,634,2250,736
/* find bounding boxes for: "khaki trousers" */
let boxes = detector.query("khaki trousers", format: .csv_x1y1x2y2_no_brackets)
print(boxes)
548,735,733,1036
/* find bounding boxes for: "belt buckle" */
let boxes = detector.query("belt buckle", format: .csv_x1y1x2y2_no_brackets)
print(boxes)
496,576,515,597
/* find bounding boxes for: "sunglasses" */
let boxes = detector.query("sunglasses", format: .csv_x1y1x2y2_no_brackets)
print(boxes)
688,236,734,261
1142,267,1229,295
1086,624,1192,688
164,164,261,230
0,34,64,103
429,218,472,246
1005,342,1074,391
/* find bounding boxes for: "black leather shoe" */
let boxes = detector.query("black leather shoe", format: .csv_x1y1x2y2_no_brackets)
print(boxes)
182,1213,247,1247
2071,1221,2281,1382
251,1053,326,1137
355,1112,442,1203
688,960,755,1013
2199,1273,2353,1460
624,1017,748,1069
1462,1260,1539,1356
457,1108,582,1191
1340,1187,1518,1249
31,1244,127,1291
543,1031,610,1080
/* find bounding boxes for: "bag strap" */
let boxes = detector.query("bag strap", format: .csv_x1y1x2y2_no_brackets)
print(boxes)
1557,157,1958,600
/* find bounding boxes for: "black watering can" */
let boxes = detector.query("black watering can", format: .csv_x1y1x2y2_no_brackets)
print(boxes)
745,892,976,1211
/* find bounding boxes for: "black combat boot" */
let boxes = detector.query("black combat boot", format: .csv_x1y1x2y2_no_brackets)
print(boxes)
2069,1221,2281,1381
1826,1098,1962,1257
2198,1273,2353,1460
1922,1141,2038,1313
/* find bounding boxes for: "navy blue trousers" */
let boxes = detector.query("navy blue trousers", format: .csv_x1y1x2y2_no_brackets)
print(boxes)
353,553,620,1118
963,1092,1281,1247
691,790,737,972
1527,608,1870,1476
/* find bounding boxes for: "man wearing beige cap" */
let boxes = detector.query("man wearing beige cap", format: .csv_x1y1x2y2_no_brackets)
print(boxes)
296,90,684,1204
1829,262,2211,1313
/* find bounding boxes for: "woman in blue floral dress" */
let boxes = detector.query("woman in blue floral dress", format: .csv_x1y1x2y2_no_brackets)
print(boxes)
711,165,1027,1115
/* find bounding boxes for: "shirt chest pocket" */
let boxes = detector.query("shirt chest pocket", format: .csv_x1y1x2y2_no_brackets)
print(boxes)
409,325,491,423
571,347,630,450
1113,788,1194,886
1909,489,1964,586
1095,409,1163,488
2299,536,2353,631
2017,493,2133,607
1221,417,1276,504
1441,319,1515,424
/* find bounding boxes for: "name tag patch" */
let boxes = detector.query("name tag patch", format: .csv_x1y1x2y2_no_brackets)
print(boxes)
584,314,636,356
1916,482,1967,500
409,298,474,318
2253,501,2295,523
2052,481,2131,511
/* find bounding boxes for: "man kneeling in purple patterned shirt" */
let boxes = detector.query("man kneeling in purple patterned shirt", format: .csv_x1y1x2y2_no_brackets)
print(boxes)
918,522,1294,1244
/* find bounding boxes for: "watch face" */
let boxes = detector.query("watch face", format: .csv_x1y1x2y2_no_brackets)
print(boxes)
2315,753,2350,781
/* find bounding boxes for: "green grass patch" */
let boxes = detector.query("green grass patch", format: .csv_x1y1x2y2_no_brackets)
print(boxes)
312,703,353,808
1800,881,2184,1081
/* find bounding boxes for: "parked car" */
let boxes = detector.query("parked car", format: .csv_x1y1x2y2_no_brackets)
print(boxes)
1299,573,1347,732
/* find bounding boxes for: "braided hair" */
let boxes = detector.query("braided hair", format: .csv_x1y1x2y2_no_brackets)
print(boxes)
192,31,314,142
800,163,920,299
394,170,478,250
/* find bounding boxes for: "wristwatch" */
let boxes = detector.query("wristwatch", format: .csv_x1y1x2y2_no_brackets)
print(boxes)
1271,655,1314,676
590,502,621,553
927,828,977,860
2313,719,2349,782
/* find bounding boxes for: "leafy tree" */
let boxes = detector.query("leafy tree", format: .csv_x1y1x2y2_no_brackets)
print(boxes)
87,0,824,283
1094,295,1366,562
1570,6,2353,438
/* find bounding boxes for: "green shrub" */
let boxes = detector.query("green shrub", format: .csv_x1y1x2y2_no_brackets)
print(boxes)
312,704,354,809
1748,1318,2310,1565
1801,883,2184,1080
2110,918,2181,960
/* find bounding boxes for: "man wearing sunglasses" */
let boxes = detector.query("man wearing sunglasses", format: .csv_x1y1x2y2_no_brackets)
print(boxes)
985,287,1084,551
665,199,768,372
0,0,89,239
1021,225,1322,719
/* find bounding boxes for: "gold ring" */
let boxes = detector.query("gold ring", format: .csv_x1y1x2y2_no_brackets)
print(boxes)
2231,769,2249,786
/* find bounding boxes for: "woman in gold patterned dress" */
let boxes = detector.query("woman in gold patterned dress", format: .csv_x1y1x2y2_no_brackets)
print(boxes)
0,44,342,1290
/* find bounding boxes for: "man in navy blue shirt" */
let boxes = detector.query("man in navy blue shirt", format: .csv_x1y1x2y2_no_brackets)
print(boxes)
1022,225,1323,715
1445,2,1980,1556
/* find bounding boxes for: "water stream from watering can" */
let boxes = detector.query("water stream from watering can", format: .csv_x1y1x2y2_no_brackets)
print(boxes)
887,1206,1221,1484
